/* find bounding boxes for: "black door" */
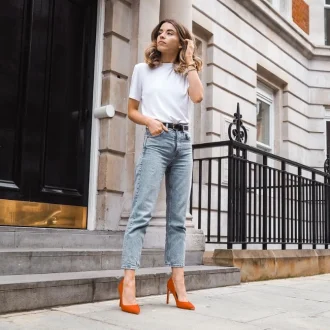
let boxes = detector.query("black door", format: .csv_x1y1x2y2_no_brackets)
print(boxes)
0,1,96,208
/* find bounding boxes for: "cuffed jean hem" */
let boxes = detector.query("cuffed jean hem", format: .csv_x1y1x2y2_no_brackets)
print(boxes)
165,263,185,267
121,265,139,270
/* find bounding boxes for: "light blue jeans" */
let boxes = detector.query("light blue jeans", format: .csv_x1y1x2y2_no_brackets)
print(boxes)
121,128,193,269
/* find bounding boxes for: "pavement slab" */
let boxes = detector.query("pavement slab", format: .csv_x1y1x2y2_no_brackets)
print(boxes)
0,274,329,330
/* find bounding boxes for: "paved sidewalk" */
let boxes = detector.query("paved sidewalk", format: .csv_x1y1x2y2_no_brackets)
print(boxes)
0,274,329,330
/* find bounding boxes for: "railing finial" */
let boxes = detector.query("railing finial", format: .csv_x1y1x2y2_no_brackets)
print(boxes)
228,102,248,144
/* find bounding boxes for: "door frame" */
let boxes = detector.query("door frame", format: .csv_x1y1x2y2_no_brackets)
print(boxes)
87,0,104,230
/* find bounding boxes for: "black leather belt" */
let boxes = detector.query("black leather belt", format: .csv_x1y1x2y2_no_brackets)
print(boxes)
163,123,189,131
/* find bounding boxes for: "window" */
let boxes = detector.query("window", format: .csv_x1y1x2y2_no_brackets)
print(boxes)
256,82,274,153
257,101,271,146
326,0,330,45
255,83,275,188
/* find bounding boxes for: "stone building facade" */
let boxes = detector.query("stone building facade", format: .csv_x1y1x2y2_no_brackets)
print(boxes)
1,0,330,314
1,0,329,255
91,0,330,251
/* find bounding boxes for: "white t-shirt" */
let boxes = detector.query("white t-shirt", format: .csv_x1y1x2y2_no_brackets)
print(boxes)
129,62,192,124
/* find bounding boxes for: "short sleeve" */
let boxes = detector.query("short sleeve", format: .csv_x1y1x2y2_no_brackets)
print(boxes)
129,64,142,101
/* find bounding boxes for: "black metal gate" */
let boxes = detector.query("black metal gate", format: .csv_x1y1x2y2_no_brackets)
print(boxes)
191,104,330,249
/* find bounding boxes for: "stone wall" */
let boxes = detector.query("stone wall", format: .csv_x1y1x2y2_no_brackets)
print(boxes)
190,0,330,246
96,0,133,230
204,249,330,282
93,0,330,251
192,0,330,168
308,0,326,45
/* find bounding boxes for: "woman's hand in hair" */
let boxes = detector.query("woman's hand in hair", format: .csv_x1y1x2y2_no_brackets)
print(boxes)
184,39,195,63
146,118,169,136
184,38,204,103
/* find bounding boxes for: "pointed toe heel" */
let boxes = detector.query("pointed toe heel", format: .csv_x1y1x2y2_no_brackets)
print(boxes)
118,279,140,314
166,277,195,310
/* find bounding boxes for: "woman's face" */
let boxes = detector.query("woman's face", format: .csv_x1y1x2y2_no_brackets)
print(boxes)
156,22,181,54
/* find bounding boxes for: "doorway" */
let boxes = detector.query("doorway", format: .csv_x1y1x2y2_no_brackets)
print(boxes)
0,0,97,228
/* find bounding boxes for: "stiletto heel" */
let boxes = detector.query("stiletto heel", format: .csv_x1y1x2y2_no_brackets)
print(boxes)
118,279,140,314
166,277,195,310
166,289,170,304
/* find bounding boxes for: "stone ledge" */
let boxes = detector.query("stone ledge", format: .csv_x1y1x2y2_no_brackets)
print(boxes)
0,228,125,249
0,249,204,276
204,249,330,282
0,266,240,314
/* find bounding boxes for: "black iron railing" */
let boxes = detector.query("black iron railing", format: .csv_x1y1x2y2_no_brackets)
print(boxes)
190,105,330,250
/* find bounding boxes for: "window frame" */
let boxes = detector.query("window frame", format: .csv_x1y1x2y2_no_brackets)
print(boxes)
326,121,330,156
256,82,274,153
325,107,330,158
325,0,330,45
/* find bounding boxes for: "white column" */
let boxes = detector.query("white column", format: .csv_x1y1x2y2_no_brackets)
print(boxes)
160,0,192,30
120,0,163,230
156,0,204,253
134,0,162,164
121,0,204,254
153,0,197,249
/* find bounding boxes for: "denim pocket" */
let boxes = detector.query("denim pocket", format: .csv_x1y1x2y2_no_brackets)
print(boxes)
147,129,165,138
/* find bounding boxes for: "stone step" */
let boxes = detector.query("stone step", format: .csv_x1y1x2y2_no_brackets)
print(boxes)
0,248,203,275
0,265,241,314
0,227,124,249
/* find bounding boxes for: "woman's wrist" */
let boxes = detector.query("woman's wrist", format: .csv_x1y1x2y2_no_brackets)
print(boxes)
185,56,194,65
187,67,197,74
144,117,151,127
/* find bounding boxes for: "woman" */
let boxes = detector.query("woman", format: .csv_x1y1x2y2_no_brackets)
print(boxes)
118,18,203,314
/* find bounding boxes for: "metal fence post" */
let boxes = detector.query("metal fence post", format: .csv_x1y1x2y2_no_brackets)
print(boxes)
281,161,286,250
241,149,247,250
312,172,317,249
325,175,330,248
227,143,234,249
298,167,303,249
262,155,268,250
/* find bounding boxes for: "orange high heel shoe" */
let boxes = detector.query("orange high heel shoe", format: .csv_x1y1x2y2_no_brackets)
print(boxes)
118,279,140,314
166,277,195,310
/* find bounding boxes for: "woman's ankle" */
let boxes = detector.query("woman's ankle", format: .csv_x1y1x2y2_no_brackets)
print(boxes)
171,267,185,280
124,269,136,281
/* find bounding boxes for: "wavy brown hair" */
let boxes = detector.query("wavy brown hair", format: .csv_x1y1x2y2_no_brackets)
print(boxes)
144,19,202,75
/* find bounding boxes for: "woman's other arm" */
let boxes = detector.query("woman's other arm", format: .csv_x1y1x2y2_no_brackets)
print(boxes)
127,99,168,135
